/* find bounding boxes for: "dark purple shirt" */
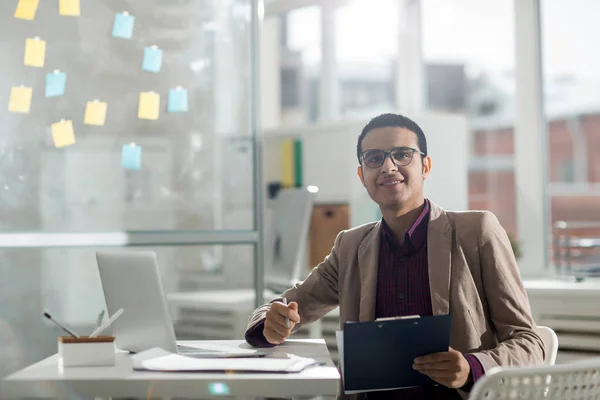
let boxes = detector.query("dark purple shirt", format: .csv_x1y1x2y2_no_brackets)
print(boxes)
245,200,484,397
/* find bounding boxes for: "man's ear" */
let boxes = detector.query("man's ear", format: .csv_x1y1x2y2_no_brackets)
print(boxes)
422,156,432,180
357,165,366,186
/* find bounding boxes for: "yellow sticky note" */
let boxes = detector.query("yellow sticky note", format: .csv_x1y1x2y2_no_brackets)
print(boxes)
8,86,33,114
138,91,160,120
14,0,40,20
51,120,76,148
59,0,80,16
24,37,46,68
84,100,108,126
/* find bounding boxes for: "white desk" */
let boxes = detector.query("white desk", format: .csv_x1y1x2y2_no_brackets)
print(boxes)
0,339,340,399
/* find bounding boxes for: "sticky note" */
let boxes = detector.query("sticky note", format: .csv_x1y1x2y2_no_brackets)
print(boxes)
84,100,108,126
45,70,67,97
24,37,46,67
138,91,160,120
121,144,142,170
14,0,39,20
112,11,135,39
51,120,76,148
168,86,188,112
8,86,33,113
59,0,80,16
142,46,163,73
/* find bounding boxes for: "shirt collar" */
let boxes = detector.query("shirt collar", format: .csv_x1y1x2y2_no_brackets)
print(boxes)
381,199,430,253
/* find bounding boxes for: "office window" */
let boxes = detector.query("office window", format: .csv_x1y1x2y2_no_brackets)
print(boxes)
335,0,397,119
422,0,519,239
281,6,321,125
542,0,600,274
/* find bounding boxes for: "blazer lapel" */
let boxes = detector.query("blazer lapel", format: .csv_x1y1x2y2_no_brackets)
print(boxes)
358,222,381,322
427,201,452,316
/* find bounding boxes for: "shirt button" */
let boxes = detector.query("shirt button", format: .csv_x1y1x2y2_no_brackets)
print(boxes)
399,293,405,299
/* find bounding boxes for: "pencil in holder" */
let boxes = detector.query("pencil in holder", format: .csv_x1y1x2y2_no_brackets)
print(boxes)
58,336,116,367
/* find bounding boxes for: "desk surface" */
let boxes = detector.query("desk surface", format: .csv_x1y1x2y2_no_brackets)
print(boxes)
1,339,340,399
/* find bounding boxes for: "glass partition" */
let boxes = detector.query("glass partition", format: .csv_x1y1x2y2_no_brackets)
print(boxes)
0,0,261,377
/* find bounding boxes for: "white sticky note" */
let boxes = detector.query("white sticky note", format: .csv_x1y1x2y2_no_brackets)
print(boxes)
14,0,39,20
112,11,135,39
142,46,163,73
121,143,142,170
138,91,160,120
59,0,80,16
8,86,33,113
24,37,46,67
84,100,108,126
51,119,76,148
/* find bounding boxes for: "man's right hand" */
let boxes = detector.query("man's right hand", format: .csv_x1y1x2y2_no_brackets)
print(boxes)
263,300,301,345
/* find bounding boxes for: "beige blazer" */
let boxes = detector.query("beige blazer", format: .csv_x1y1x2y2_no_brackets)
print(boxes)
247,201,545,398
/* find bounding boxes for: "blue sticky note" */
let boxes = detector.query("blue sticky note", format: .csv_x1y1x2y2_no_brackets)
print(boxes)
121,144,141,170
142,46,163,73
112,12,135,39
168,87,188,112
45,71,67,97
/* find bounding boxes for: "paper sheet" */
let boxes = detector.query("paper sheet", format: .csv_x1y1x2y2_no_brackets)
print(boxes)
142,46,163,73
112,12,135,39
51,120,76,148
138,91,160,120
131,348,319,373
121,143,142,170
59,0,80,16
84,100,108,126
8,86,33,113
168,86,188,112
24,37,46,67
14,0,39,20
45,70,67,97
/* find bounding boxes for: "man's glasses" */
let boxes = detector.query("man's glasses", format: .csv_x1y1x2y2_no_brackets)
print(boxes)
360,147,425,169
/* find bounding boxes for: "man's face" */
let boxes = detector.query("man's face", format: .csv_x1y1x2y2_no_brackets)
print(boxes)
357,126,431,210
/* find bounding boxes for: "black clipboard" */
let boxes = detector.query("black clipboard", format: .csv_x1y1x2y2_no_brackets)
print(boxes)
342,314,452,392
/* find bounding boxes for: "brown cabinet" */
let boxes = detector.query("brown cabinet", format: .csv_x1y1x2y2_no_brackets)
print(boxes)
309,203,350,269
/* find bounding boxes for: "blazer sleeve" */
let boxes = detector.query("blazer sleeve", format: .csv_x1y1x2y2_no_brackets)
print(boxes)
244,230,343,346
470,211,546,371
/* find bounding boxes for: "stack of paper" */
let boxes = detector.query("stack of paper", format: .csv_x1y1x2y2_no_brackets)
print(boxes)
131,348,319,373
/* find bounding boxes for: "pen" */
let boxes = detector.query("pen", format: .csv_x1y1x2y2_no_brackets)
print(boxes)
96,310,105,328
282,297,290,328
43,312,79,338
89,308,124,338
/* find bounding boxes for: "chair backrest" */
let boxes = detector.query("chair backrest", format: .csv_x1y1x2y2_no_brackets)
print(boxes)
468,358,600,400
537,325,559,366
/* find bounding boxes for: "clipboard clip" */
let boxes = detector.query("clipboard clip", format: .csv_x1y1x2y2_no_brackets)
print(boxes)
375,314,420,322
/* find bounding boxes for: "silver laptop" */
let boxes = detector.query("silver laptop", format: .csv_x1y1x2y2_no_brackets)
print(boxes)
96,250,262,358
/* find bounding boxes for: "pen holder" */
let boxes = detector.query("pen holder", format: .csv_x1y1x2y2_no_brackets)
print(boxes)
58,336,116,367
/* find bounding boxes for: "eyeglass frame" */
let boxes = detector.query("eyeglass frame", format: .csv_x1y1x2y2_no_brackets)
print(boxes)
359,146,426,169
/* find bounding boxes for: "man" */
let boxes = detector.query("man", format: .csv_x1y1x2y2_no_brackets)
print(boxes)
245,113,545,399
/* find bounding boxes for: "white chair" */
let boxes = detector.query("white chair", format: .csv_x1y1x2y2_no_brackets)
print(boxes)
468,358,600,399
537,325,559,366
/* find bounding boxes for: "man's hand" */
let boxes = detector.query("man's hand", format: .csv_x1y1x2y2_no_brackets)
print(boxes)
263,300,301,345
413,347,471,389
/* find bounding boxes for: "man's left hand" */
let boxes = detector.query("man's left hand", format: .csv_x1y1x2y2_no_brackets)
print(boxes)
413,347,471,389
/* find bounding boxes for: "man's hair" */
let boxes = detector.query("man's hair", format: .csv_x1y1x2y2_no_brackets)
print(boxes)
356,113,428,164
